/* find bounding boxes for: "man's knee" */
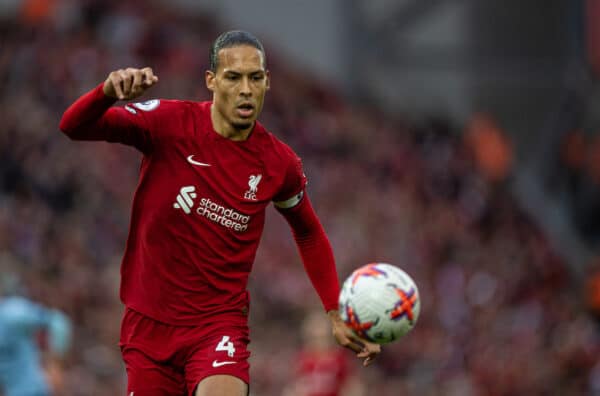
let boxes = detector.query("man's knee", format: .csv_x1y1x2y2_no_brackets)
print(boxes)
194,374,248,396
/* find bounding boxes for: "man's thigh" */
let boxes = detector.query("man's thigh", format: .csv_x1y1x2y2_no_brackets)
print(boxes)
122,347,186,396
185,327,250,396
120,308,186,395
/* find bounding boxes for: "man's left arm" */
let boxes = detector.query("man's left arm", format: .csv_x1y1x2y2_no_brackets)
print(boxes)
276,193,381,366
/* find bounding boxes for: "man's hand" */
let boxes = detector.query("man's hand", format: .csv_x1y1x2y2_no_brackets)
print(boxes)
103,67,159,100
327,310,381,366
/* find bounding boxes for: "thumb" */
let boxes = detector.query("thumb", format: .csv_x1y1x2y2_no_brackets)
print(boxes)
102,79,117,98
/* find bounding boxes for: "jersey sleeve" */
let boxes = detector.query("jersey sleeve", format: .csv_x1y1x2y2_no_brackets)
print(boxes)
3,298,71,356
3,297,51,334
59,83,172,153
277,194,340,311
273,152,307,209
46,309,72,356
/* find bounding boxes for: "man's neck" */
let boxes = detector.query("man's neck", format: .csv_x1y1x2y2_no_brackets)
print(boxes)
210,105,253,141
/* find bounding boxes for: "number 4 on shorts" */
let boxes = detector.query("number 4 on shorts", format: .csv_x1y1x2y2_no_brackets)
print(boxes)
216,335,236,357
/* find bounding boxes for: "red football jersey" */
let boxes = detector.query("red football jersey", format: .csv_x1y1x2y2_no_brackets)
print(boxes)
62,86,307,325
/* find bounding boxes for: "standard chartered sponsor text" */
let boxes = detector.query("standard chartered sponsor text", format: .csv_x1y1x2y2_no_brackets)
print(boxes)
196,197,250,231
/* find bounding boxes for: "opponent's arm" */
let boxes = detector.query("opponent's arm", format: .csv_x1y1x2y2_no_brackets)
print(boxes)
59,67,158,150
4,297,71,356
44,309,72,357
276,195,381,366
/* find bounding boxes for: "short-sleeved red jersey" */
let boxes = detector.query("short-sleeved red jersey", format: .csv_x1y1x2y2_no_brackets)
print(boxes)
61,85,309,325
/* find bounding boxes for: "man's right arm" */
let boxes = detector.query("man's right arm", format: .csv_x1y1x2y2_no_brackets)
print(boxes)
59,67,159,152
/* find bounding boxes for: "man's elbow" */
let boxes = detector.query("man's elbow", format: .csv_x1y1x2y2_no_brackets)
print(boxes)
58,115,82,140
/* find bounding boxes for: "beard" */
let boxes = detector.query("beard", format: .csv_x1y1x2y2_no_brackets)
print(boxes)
232,121,253,130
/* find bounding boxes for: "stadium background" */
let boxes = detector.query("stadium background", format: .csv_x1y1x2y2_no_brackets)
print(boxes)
1,0,600,394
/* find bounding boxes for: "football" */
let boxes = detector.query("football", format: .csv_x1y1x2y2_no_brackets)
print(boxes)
339,263,420,344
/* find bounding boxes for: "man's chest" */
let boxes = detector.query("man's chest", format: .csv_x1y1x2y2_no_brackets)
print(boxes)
139,138,284,216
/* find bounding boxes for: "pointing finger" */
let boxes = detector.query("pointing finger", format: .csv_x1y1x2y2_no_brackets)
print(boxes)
110,72,125,100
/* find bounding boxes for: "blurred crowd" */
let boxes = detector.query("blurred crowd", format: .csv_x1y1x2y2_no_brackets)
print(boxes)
554,122,600,249
1,0,600,395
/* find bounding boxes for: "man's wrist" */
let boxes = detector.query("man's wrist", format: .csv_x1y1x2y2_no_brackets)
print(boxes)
327,309,342,322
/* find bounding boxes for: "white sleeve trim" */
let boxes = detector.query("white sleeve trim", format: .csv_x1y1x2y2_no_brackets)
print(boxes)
274,190,304,209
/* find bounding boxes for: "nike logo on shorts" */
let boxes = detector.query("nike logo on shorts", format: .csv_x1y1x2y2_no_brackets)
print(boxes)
212,360,237,367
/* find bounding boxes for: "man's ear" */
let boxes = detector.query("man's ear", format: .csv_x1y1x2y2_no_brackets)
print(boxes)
205,70,215,92
265,70,271,90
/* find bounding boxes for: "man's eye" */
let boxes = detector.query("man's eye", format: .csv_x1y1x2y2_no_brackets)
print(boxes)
252,75,264,81
226,75,239,81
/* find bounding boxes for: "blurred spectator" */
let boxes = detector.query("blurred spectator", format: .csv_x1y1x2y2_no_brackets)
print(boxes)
282,310,365,396
558,130,600,247
464,112,514,184
21,0,58,24
585,257,600,320
0,276,72,396
560,129,586,190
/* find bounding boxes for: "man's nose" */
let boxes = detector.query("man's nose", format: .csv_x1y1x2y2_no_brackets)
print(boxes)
240,77,251,96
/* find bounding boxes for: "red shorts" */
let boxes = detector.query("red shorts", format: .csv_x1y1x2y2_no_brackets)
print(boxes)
119,307,250,396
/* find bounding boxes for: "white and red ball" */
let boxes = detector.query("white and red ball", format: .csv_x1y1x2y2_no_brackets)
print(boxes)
339,263,420,344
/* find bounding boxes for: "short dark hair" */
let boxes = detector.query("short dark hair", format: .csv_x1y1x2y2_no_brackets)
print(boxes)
209,30,266,72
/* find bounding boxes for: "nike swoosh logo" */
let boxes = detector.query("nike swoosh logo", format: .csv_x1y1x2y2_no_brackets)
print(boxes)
212,360,237,367
187,155,211,167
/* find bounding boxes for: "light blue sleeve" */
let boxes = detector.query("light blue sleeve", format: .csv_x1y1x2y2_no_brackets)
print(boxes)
2,297,49,334
2,297,72,355
47,309,72,356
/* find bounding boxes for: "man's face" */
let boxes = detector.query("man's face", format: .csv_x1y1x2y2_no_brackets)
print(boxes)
206,45,269,131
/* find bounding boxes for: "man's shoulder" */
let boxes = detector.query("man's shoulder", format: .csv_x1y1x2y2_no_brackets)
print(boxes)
0,297,42,324
124,100,209,136
255,122,298,159
1,296,35,311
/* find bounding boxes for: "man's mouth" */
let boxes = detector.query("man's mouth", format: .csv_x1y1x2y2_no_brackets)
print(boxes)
236,103,254,118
